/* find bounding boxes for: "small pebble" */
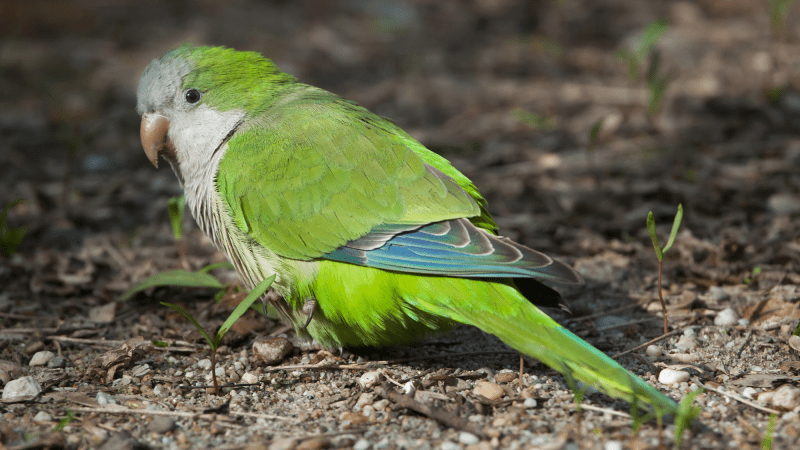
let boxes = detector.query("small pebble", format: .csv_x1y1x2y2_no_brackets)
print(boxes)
494,372,516,383
2,376,42,400
153,385,167,397
646,345,662,357
47,356,68,368
241,372,259,384
440,441,462,450
683,327,696,337
708,286,730,302
458,432,479,445
742,387,758,399
96,392,116,405
402,380,418,396
269,438,298,450
0,360,22,377
604,441,623,450
714,308,739,327
788,336,800,353
674,335,698,351
766,385,800,410
148,416,176,433
355,392,374,408
296,437,331,450
253,338,294,365
29,351,55,367
33,411,53,422
474,380,504,400
197,359,212,370
658,369,690,384
353,439,371,450
358,371,382,389
737,318,750,327
523,397,538,408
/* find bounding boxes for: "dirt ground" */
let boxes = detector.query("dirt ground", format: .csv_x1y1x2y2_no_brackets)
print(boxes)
2,1,800,449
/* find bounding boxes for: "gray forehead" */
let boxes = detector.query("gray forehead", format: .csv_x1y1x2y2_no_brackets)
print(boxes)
136,56,192,115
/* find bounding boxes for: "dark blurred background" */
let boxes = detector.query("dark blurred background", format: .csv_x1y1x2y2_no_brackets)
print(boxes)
1,0,798,267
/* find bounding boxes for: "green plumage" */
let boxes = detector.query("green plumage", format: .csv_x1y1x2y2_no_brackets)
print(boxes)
136,45,679,417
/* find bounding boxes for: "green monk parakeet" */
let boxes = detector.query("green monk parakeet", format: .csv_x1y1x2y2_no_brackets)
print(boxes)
136,45,677,415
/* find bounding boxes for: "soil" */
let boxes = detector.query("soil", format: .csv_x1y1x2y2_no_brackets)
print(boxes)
2,1,800,449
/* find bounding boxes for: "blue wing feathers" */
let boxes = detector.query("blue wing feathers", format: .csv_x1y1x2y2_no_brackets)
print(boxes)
323,218,582,284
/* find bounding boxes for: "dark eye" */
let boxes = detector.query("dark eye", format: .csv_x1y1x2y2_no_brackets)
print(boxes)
184,89,202,104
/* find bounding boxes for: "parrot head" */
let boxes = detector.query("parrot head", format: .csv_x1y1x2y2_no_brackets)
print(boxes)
136,45,295,173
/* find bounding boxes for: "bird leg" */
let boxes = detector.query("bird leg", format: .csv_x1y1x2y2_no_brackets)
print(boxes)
261,287,284,316
301,297,317,329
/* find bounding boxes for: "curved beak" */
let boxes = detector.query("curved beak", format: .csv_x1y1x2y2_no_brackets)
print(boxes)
140,113,171,168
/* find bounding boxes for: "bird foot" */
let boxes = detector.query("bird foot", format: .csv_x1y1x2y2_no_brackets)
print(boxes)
301,297,317,329
261,287,284,316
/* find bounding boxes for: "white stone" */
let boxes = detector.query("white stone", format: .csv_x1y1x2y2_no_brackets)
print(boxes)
458,432,479,445
714,308,740,327
153,385,166,397
197,359,212,370
658,369,690,384
646,345,662,357
96,392,116,405
768,385,800,410
674,335,698,351
524,397,538,408
358,371,382,389
33,411,52,422
738,318,750,327
241,372,258,384
29,351,55,367
604,441,623,450
2,377,42,400
440,441,462,450
353,439,371,450
742,387,758,399
355,392,374,408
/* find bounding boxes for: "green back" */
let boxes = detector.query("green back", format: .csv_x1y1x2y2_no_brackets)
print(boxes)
217,86,497,260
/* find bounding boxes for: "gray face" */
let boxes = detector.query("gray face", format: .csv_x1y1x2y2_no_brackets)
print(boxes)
136,55,192,116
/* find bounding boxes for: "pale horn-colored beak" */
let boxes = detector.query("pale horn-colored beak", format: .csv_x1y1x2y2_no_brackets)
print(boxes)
140,113,170,168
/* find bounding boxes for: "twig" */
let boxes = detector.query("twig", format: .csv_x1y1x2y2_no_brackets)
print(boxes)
612,329,682,360
696,381,780,415
69,406,298,422
375,384,496,438
657,261,669,335
0,327,59,333
572,403,631,418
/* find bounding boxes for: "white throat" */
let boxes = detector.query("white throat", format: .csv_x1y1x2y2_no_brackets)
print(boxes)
167,105,245,231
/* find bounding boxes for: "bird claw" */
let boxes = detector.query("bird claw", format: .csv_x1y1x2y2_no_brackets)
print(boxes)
261,288,283,316
301,298,317,329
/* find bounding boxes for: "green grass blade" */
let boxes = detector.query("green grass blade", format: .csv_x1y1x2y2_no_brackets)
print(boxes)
646,211,663,261
637,19,669,56
199,261,236,273
119,270,225,301
588,118,604,149
214,274,275,346
161,302,215,350
662,203,683,254
675,388,703,446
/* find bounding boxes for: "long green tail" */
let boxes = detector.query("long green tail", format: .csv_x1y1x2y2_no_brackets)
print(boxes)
407,279,678,416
